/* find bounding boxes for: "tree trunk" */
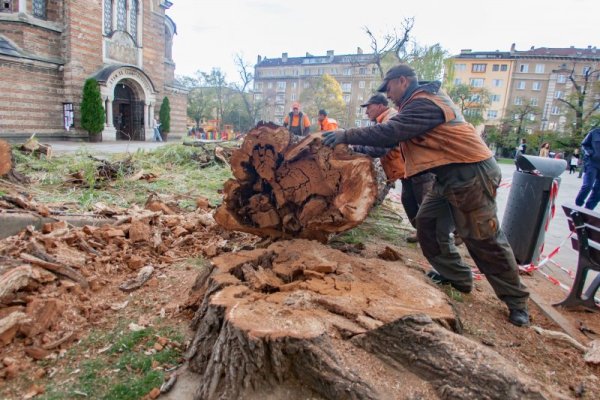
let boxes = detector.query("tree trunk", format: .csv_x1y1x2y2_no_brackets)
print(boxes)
214,122,378,242
0,139,28,184
186,239,550,400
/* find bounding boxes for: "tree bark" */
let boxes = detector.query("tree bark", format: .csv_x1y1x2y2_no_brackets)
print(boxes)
186,239,552,400
214,123,378,241
0,139,28,184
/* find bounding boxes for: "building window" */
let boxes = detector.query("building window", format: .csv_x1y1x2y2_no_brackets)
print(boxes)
254,94,262,102
355,119,362,127
470,94,481,102
557,74,567,84
275,94,285,103
487,110,498,119
2,0,12,13
472,64,486,73
103,0,113,34
454,63,466,72
583,66,591,75
490,94,501,102
492,64,500,72
535,64,545,74
292,82,297,89
528,113,536,121
469,78,484,88
341,83,352,93
532,81,542,91
268,82,273,89
254,82,262,91
492,79,503,87
343,68,352,76
551,105,560,115
343,94,351,103
358,68,367,75
554,91,563,99
530,97,538,106
454,78,462,85
277,81,286,91
519,64,529,73
517,81,526,90
117,0,127,31
130,0,138,41
358,81,365,89
291,93,296,101
500,64,508,71
330,68,337,75
303,82,309,88
63,103,74,130
514,97,523,105
32,0,46,19
275,105,285,115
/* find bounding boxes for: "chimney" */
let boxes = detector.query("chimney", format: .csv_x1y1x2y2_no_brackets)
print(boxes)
282,52,288,62
257,55,262,64
510,43,516,53
530,46,535,50
460,49,472,54
357,47,363,54
326,50,334,56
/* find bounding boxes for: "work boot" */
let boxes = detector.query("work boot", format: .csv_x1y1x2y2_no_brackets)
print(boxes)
426,271,472,293
508,309,530,327
406,234,419,243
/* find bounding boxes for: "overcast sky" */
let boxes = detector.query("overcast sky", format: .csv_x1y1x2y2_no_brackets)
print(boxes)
168,0,599,83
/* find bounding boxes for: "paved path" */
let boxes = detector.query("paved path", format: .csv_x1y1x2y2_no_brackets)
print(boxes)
48,140,172,155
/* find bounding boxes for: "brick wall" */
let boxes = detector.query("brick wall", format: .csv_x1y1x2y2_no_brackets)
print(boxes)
0,59,65,136
0,22,62,61
165,90,188,138
142,5,166,101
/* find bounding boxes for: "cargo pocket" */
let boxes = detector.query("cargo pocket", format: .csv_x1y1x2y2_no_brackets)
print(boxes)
447,179,498,241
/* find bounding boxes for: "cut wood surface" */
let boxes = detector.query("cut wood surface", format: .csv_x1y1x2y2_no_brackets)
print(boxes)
186,239,550,400
215,123,378,241
0,139,11,176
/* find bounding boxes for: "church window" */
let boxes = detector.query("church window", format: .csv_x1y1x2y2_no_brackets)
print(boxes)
103,0,113,35
130,0,138,42
1,1,12,13
32,0,46,19
116,0,127,31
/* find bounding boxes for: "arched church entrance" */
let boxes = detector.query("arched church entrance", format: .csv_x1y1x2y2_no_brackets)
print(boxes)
113,81,145,141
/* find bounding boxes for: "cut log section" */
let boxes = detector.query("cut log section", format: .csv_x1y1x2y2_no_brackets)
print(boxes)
0,139,28,183
214,123,378,241
186,239,549,400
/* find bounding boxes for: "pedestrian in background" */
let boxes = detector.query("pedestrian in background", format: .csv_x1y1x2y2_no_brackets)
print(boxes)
539,142,550,157
575,127,600,209
569,149,580,174
317,109,339,131
152,116,162,142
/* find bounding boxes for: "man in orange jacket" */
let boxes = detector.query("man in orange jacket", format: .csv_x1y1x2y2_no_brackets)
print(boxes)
322,64,530,327
317,109,339,131
283,102,311,136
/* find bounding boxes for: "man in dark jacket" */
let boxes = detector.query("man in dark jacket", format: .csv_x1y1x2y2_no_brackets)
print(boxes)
322,64,530,327
575,127,600,209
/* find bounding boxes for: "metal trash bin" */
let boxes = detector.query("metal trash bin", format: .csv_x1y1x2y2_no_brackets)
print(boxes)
501,154,567,265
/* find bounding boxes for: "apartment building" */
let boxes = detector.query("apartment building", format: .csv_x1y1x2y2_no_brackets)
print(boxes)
451,50,515,132
450,44,600,134
253,49,381,128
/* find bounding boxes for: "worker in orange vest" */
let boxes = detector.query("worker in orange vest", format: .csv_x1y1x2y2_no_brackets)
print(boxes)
283,102,311,136
317,109,339,131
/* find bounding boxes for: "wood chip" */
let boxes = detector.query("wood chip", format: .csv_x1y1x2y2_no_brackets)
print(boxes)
119,266,154,292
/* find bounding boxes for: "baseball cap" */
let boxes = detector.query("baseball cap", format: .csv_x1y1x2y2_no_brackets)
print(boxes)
376,64,417,93
360,94,389,107
292,102,300,109
318,109,327,116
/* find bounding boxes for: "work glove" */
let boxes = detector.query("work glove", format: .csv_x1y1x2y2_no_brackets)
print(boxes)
321,129,347,147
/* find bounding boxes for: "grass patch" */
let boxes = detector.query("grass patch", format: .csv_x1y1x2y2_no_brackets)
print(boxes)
10,144,232,211
334,205,404,245
27,321,185,400
496,157,515,165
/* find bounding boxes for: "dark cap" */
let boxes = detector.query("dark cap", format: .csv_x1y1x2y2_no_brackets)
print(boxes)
376,64,417,92
318,109,327,116
360,94,388,107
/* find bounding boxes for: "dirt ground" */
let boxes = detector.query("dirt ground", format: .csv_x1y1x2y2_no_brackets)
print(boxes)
1,191,599,399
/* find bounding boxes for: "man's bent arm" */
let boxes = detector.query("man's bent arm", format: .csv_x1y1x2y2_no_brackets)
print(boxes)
344,99,445,148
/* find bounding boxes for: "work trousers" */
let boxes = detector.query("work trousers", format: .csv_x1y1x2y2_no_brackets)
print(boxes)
415,158,530,310
575,165,600,210
400,172,435,227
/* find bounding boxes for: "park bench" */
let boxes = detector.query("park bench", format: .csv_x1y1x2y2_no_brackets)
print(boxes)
556,204,600,310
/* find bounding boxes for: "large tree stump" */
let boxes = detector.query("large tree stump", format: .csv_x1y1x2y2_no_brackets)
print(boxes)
214,123,378,241
0,139,28,183
186,240,550,400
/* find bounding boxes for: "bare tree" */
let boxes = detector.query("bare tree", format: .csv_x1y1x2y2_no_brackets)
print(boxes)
556,64,600,138
233,53,259,127
363,18,414,80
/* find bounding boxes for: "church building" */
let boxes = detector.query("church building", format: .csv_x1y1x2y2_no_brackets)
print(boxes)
0,0,187,141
